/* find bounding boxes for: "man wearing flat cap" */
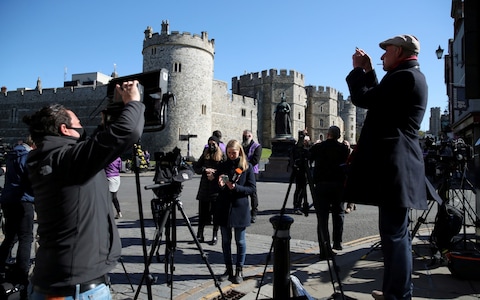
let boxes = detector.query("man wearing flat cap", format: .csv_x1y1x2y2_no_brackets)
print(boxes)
345,34,428,300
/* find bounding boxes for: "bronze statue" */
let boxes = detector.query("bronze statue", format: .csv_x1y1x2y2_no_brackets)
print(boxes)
274,93,292,135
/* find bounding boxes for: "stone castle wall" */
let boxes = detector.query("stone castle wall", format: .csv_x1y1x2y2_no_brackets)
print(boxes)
0,86,107,145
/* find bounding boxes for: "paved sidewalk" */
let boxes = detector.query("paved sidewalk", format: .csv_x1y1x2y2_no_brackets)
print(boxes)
2,173,479,299
104,173,480,300
109,216,480,300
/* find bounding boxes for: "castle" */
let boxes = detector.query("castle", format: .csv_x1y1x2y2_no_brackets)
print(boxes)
0,20,362,160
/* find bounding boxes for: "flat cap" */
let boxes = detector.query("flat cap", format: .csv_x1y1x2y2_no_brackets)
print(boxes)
379,34,420,54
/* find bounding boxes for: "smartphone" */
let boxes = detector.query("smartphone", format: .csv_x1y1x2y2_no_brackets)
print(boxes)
221,175,229,184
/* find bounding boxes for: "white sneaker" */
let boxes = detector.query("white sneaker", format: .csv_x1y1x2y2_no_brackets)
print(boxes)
115,212,123,219
371,290,385,300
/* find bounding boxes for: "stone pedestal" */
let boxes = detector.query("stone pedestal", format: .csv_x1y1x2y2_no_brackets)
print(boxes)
260,136,296,182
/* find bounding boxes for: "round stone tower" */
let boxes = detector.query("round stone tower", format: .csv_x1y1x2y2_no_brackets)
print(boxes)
141,20,215,159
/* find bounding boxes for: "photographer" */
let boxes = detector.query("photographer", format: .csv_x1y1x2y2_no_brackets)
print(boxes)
309,126,349,258
23,81,144,299
345,35,427,299
291,130,311,215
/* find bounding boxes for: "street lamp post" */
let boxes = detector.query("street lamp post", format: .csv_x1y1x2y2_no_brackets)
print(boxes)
436,45,444,60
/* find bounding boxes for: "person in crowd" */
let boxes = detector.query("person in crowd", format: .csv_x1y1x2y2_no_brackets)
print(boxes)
194,136,226,245
342,140,356,214
214,139,256,284
144,150,150,165
105,156,123,219
204,130,226,153
23,80,144,300
309,126,350,258
345,34,428,300
241,130,262,223
0,138,35,298
292,131,311,215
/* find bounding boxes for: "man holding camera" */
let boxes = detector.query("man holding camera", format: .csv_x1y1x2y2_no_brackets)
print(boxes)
23,81,144,299
309,126,349,258
345,35,428,300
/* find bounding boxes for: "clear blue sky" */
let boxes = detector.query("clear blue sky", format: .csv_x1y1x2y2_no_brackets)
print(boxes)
0,0,452,131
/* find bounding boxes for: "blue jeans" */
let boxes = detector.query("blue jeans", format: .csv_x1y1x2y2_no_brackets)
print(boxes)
379,207,412,300
220,226,246,267
28,283,111,300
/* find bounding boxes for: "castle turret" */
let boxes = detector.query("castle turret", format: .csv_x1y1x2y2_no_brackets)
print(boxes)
141,20,215,158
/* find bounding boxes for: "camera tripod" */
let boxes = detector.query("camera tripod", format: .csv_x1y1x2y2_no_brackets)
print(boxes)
410,159,479,261
256,146,347,300
132,147,226,300
436,161,479,249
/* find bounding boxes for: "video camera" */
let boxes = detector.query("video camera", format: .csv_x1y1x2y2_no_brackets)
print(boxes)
105,69,175,132
426,138,474,163
144,147,194,200
424,138,474,182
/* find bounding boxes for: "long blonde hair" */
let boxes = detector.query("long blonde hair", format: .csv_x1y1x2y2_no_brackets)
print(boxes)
226,139,249,171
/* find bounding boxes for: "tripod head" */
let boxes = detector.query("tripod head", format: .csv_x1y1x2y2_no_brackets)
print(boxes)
144,147,194,200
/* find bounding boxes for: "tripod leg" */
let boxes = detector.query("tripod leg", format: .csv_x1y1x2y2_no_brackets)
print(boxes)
361,241,382,260
119,257,135,292
175,199,226,299
175,199,227,300
411,201,435,238
134,201,172,300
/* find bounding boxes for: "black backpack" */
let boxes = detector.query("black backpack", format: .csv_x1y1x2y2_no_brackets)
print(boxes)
430,203,463,252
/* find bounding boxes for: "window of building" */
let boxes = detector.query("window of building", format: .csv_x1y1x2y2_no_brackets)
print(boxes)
201,104,207,115
320,119,324,127
11,108,18,123
241,108,246,117
298,113,301,120
174,62,182,72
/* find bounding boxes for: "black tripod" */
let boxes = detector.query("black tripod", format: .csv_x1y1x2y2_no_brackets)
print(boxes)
132,148,226,300
438,161,479,249
256,143,347,300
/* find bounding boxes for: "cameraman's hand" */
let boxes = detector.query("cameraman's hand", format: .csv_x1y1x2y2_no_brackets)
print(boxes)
352,48,373,72
116,80,141,105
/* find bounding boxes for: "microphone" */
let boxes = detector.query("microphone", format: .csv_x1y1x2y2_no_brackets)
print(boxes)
231,167,243,183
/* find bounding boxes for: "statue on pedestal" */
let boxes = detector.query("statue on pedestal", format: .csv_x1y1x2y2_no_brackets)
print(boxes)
274,92,292,136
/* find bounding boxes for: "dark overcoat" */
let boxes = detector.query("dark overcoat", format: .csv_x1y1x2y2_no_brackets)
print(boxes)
345,60,428,210
193,151,226,202
213,159,256,227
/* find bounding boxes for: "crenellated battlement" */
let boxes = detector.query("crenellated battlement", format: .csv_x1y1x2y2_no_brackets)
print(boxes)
143,20,214,55
232,69,304,88
305,85,339,99
1,85,106,104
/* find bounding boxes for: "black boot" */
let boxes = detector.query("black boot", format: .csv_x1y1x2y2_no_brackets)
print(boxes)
232,266,243,284
210,225,218,245
196,225,205,243
218,265,233,282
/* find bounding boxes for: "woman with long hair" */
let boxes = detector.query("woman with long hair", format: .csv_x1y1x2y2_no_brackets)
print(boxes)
193,136,226,245
214,139,256,284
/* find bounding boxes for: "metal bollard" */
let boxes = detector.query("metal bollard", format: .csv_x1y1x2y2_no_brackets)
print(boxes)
270,214,294,299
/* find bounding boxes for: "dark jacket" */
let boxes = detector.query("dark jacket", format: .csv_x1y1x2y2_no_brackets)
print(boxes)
214,159,256,227
309,139,349,184
345,60,428,209
27,102,144,290
0,143,34,204
194,150,226,201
